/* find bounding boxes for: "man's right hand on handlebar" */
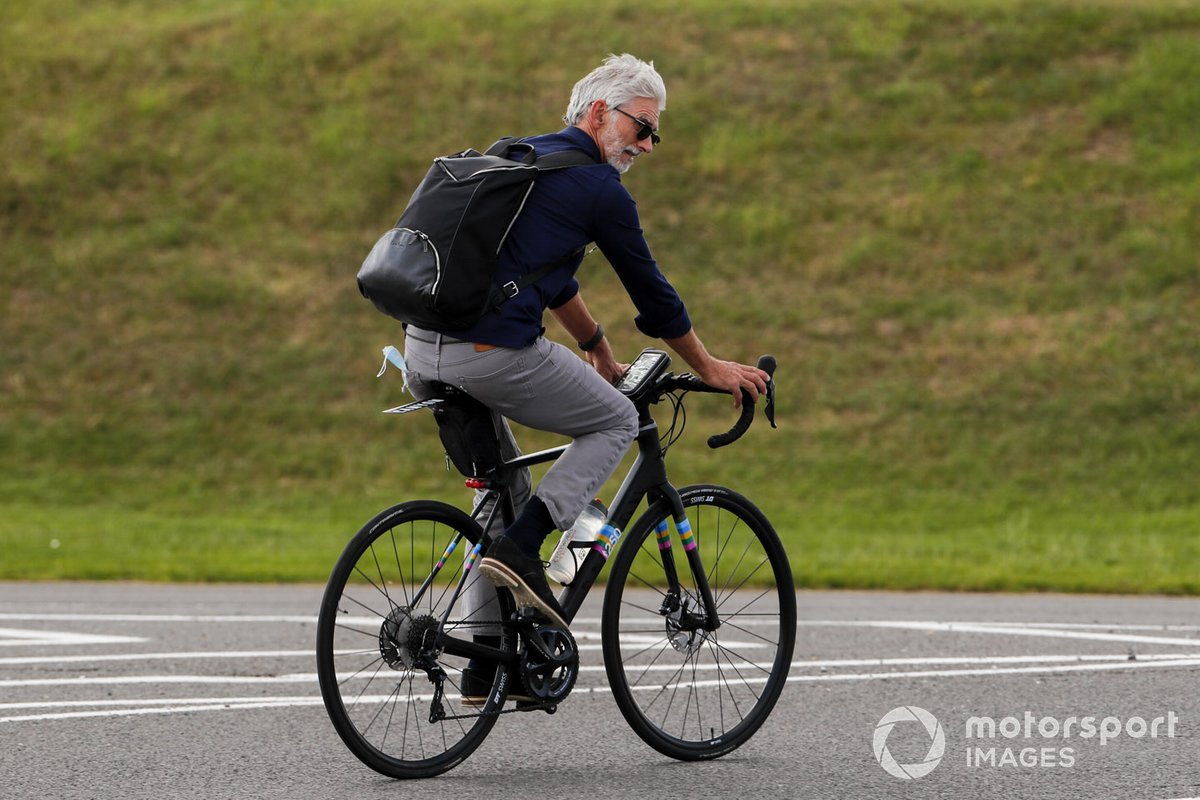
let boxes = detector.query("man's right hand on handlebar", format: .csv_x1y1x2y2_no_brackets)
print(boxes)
696,358,769,408
665,330,769,408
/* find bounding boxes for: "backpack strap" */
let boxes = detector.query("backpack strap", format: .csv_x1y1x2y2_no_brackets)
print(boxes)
489,246,585,308
485,136,536,164
485,137,600,169
480,138,599,310
532,149,600,169
484,137,518,155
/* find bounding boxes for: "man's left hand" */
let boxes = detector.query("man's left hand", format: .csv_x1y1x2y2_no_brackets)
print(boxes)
587,340,629,385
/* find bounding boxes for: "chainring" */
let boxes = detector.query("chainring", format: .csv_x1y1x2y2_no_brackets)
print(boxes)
518,624,578,704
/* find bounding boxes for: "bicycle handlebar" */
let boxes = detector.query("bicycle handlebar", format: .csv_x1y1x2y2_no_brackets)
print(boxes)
704,355,777,449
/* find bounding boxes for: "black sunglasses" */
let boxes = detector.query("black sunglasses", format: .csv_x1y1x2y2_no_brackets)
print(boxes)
612,106,661,145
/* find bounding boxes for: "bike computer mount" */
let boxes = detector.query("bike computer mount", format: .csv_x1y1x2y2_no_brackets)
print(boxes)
615,348,671,397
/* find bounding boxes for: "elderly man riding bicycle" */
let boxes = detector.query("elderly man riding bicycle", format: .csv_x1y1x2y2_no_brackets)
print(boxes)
402,53,769,635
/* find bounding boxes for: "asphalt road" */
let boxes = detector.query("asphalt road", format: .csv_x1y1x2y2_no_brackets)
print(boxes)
2,582,1199,800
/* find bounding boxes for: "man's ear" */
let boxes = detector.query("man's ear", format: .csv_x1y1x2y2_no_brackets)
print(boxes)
588,99,608,126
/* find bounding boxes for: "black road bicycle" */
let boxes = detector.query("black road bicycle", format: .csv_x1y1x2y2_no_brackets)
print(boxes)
316,348,795,778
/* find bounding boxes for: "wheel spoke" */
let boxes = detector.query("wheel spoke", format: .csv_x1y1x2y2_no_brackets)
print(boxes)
714,538,754,607
715,557,771,611
710,637,747,721
627,638,674,688
619,596,669,618
362,679,402,738
336,653,387,691
389,529,410,608
624,567,670,598
351,658,389,712
709,636,775,679
333,621,385,641
369,542,394,611
718,585,774,619
350,564,397,613
719,616,781,648
339,589,392,621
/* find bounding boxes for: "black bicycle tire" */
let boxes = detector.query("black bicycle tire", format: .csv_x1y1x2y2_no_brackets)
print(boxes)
316,500,512,779
601,485,796,761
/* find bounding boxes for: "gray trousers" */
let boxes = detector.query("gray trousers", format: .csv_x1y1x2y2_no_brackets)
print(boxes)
404,329,639,634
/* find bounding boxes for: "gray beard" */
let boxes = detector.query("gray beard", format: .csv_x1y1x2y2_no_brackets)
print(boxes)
601,125,637,174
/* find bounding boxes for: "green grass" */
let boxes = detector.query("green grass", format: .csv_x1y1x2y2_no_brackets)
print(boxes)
2,0,1199,591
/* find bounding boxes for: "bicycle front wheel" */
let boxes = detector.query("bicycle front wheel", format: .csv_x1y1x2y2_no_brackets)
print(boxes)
602,484,795,760
316,501,514,779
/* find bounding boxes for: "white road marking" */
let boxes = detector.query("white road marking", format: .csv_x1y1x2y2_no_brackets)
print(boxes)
0,696,321,711
0,614,316,623
828,620,1200,649
0,674,320,688
6,654,1184,714
0,647,1190,669
785,652,1200,668
0,614,775,627
4,612,1195,633
2,651,1198,689
0,699,325,724
0,627,146,648
4,654,1200,724
989,623,1200,631
0,649,315,666
4,616,1199,724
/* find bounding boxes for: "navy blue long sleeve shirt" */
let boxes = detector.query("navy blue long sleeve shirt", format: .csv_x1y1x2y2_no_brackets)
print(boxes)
443,127,692,348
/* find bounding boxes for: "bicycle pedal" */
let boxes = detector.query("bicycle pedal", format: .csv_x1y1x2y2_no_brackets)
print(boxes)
512,607,544,623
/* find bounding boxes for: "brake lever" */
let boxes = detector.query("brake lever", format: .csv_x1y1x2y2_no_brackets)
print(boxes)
764,377,776,429
755,355,777,429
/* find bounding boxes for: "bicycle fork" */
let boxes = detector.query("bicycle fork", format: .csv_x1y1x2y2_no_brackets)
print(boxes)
655,492,722,633
557,483,722,633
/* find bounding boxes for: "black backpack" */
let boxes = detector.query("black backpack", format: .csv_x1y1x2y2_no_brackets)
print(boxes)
357,137,597,330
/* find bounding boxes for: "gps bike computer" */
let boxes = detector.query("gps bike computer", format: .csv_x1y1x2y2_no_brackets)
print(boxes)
615,348,671,398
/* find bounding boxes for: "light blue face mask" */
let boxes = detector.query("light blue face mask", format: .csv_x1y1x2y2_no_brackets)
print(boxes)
376,345,410,393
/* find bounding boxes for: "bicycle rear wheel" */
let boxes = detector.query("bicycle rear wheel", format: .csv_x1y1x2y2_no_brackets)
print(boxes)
602,484,795,760
316,501,514,779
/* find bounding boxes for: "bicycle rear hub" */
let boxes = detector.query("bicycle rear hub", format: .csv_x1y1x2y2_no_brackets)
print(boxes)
379,606,441,671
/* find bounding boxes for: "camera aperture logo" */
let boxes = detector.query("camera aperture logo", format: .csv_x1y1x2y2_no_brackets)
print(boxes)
873,706,946,780
872,706,1180,779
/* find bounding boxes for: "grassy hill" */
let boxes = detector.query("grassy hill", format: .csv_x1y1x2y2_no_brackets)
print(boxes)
2,0,1198,591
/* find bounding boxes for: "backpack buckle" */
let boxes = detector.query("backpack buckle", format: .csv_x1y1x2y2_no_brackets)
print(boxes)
501,281,520,299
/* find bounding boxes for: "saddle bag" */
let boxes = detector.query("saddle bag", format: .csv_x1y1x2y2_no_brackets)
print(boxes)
430,385,502,479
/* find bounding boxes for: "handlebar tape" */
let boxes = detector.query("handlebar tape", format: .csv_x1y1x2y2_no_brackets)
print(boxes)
706,355,776,449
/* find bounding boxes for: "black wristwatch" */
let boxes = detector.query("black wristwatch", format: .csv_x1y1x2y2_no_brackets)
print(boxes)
578,323,605,352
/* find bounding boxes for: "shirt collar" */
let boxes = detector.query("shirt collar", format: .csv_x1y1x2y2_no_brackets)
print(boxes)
558,126,602,163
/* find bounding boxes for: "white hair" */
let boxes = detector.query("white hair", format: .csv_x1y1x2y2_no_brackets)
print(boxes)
563,53,667,125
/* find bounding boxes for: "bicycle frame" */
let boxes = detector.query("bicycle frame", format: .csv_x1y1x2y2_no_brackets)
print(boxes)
436,401,720,668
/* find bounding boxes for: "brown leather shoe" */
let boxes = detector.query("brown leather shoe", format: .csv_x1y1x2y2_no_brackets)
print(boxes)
478,536,569,630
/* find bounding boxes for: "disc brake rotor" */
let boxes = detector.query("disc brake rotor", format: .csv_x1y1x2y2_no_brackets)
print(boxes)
665,595,709,656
